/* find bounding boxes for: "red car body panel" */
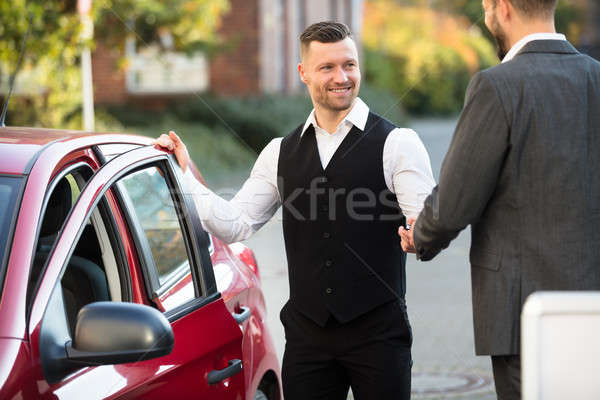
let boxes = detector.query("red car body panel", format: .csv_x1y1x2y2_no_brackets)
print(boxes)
0,127,281,399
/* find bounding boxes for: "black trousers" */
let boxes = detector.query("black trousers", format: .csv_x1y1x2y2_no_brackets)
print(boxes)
280,300,412,400
491,355,521,400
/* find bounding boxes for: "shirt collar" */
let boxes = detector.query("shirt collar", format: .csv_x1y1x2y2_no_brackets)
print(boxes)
301,97,370,136
502,32,566,63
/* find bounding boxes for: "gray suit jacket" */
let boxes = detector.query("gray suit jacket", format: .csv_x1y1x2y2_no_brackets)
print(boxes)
414,40,600,355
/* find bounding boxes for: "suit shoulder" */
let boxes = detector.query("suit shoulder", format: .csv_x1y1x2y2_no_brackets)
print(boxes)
476,62,516,83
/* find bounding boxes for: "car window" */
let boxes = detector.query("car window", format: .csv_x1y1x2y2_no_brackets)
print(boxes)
119,166,195,310
0,175,23,293
60,194,129,335
28,166,93,306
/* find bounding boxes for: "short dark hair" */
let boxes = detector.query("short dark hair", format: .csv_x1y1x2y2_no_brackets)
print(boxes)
492,0,558,18
300,21,352,58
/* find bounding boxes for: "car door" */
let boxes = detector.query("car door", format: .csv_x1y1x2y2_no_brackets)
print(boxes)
29,145,246,399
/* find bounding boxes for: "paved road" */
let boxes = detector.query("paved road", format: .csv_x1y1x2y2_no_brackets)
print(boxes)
243,117,497,399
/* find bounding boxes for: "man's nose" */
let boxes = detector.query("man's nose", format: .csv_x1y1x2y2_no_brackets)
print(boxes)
333,66,347,83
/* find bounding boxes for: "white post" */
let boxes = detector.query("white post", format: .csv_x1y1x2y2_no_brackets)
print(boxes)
80,10,95,131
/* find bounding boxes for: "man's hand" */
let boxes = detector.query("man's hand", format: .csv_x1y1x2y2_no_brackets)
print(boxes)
154,131,190,173
398,217,416,253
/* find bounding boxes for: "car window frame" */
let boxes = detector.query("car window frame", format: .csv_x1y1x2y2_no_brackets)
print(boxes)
113,161,197,299
103,155,217,320
0,174,26,300
92,144,216,299
24,159,134,318
29,146,219,333
26,162,95,314
92,194,133,302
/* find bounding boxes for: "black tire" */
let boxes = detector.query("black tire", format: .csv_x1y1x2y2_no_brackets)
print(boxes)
254,389,268,400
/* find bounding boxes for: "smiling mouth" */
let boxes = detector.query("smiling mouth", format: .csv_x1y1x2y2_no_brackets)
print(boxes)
328,87,352,94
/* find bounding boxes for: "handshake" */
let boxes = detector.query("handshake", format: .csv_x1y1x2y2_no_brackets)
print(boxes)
398,218,416,254
155,129,420,256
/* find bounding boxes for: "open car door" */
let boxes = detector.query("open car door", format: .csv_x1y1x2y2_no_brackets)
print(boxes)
29,145,246,399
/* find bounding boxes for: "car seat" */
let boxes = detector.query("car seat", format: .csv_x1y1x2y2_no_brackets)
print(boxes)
29,177,110,333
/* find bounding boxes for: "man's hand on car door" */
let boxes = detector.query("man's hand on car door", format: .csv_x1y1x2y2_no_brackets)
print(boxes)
154,131,190,173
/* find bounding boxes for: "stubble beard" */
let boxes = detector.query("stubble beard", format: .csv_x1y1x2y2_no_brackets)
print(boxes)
490,14,509,61
317,84,359,112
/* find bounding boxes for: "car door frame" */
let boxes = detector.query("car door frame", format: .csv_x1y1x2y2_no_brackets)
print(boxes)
29,145,238,379
30,145,220,330
107,157,218,318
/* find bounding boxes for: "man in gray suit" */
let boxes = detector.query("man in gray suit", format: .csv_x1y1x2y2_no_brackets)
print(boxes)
399,0,600,399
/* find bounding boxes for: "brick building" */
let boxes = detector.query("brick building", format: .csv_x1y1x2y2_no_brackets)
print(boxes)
92,0,364,106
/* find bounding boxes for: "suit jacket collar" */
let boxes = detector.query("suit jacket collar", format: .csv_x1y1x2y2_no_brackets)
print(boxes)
516,39,579,58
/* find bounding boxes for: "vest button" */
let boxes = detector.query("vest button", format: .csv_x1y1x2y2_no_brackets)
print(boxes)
323,232,331,239
325,259,333,267
326,288,333,294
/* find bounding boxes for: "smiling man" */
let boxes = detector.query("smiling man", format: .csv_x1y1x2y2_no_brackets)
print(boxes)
157,21,435,399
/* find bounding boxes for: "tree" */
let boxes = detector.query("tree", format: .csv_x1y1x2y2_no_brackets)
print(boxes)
95,0,229,55
379,0,584,45
427,0,584,45
363,1,497,114
0,0,229,129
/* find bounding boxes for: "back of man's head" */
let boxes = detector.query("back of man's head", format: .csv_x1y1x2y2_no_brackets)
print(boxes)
494,0,558,19
300,21,352,59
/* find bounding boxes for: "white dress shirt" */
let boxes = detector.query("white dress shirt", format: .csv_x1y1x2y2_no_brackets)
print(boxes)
502,32,567,63
183,97,435,244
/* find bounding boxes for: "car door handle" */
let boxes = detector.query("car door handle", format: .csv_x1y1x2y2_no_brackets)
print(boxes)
232,306,251,324
207,359,243,384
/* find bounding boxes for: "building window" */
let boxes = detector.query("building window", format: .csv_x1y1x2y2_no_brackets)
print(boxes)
124,36,209,94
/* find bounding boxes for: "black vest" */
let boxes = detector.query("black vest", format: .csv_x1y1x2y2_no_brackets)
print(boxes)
277,112,407,327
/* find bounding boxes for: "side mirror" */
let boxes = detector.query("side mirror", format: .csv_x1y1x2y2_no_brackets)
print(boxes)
66,302,174,364
40,296,174,384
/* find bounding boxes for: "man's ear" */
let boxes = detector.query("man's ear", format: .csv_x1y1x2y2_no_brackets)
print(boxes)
497,0,512,22
298,62,307,84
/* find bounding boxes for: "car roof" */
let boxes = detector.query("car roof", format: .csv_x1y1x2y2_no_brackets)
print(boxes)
0,127,152,175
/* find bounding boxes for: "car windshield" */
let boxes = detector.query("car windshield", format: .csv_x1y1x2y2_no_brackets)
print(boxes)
0,176,23,285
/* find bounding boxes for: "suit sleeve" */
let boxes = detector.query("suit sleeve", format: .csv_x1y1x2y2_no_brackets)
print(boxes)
414,71,510,261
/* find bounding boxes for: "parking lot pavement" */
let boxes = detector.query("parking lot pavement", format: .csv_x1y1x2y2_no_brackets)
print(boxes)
243,117,497,399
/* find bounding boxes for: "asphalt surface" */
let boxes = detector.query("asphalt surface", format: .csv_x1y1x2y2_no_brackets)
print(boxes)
243,117,498,399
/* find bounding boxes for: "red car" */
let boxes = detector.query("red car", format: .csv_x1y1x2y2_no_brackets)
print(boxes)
0,127,281,399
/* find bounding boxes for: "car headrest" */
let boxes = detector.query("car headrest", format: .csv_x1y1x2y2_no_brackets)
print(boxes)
40,178,73,237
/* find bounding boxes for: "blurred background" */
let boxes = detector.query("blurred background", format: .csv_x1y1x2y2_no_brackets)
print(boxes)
1,0,596,187
1,1,598,398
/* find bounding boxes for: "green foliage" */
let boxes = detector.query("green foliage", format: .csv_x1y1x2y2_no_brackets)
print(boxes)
0,0,83,127
127,118,256,189
363,2,497,115
364,0,586,115
425,0,585,44
0,0,229,129
555,1,585,43
357,83,407,126
171,94,313,152
94,0,229,54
